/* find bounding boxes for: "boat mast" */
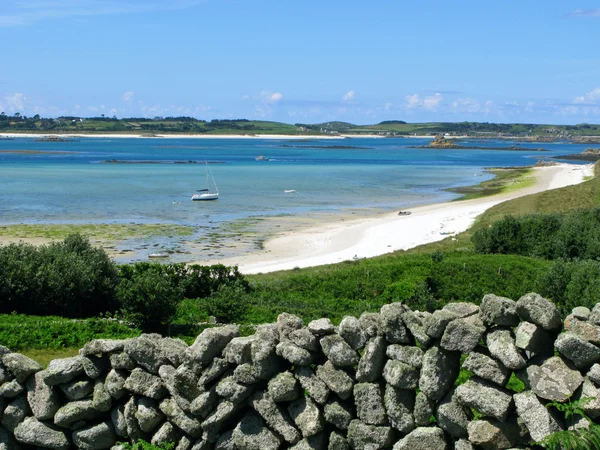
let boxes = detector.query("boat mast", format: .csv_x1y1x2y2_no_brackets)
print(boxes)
205,161,219,194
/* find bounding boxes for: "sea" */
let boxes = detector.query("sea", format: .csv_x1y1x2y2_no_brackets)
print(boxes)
0,136,591,262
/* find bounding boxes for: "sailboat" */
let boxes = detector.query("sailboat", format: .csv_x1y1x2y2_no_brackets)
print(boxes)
191,162,219,201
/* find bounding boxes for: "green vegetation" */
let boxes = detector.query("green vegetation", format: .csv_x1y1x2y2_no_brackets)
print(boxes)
0,236,248,333
244,252,550,324
0,234,119,317
472,207,600,261
2,112,600,137
0,314,140,351
534,398,600,450
446,167,534,200
0,223,195,241
118,440,174,450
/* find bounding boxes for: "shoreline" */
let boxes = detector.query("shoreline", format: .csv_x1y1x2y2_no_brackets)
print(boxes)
200,162,594,274
0,132,442,140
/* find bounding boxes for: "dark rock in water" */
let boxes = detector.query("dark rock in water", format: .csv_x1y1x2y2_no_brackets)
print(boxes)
553,147,600,161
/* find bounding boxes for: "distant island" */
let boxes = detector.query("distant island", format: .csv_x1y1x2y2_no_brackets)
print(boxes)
279,144,373,149
553,147,600,161
33,136,79,142
103,160,226,164
0,113,599,140
410,134,548,151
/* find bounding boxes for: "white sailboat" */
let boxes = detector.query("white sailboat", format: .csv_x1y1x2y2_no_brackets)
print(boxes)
191,162,219,201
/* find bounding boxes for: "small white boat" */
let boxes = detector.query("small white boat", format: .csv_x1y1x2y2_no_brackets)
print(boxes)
148,252,169,259
192,162,219,201
284,189,296,193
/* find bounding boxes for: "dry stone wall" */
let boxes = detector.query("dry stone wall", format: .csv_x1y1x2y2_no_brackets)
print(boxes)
2,292,600,450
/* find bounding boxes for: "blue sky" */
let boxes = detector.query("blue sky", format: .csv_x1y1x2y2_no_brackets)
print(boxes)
1,0,600,125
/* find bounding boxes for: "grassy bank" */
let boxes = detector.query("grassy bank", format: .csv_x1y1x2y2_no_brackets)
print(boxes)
445,167,534,201
402,162,600,255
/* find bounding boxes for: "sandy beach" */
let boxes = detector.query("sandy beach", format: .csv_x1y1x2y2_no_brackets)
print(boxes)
204,163,594,274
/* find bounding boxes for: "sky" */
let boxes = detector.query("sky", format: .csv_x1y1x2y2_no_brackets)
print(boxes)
1,0,600,125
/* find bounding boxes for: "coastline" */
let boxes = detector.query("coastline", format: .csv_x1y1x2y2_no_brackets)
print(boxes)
0,132,451,140
201,163,594,274
0,132,359,140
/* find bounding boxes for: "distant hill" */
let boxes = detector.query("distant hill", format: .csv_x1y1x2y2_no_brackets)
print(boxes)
1,113,599,137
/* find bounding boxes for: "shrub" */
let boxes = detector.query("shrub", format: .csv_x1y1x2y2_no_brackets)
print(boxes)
0,234,118,317
116,265,183,332
202,280,250,324
473,206,600,261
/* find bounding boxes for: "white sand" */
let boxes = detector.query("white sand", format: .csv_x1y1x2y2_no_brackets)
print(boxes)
217,163,594,274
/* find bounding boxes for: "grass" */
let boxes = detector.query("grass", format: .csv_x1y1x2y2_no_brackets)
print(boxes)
445,167,534,201
0,223,195,241
401,161,600,256
21,348,80,367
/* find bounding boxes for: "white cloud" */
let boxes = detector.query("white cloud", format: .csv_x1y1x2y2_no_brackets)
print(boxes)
4,93,26,112
0,0,205,27
423,93,442,111
574,87,600,104
270,92,283,102
122,91,134,103
451,97,494,114
404,92,443,111
404,94,421,109
342,90,355,102
259,91,283,103
568,9,600,17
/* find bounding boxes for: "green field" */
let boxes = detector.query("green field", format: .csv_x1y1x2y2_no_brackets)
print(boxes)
2,114,600,137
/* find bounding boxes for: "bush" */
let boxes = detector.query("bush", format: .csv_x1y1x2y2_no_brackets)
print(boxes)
0,234,118,317
472,207,600,261
116,265,184,332
426,253,549,305
202,280,250,324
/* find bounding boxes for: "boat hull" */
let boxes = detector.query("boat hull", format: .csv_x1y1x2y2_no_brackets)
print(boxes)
191,193,219,201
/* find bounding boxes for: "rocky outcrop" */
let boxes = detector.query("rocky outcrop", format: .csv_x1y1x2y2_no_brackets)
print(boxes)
1,294,600,449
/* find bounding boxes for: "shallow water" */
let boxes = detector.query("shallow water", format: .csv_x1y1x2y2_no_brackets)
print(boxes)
0,136,588,262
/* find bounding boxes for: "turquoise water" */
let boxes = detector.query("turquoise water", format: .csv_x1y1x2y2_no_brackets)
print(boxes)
0,136,589,261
